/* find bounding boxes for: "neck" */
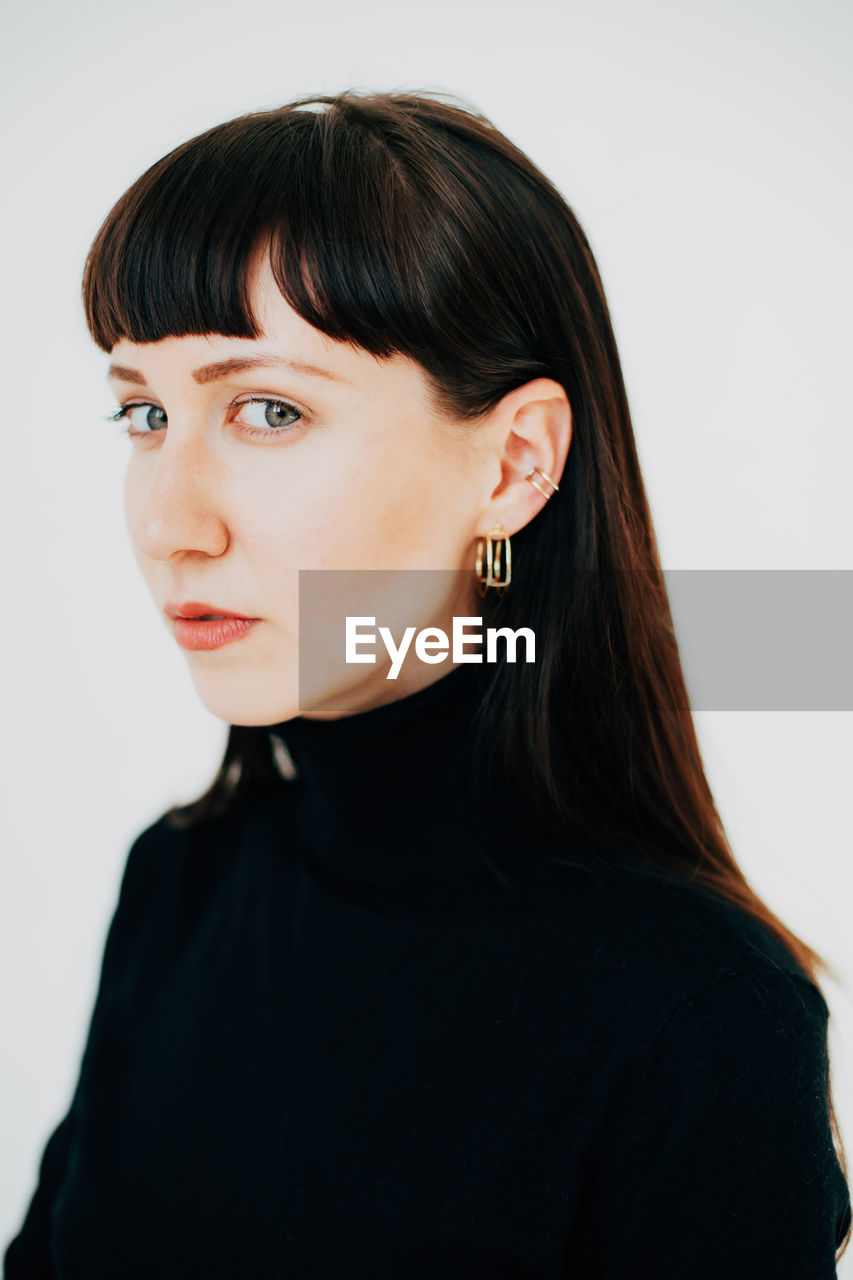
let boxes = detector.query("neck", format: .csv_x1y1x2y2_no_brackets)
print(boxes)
266,664,526,890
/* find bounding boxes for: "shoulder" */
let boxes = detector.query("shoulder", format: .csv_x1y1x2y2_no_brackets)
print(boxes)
514,840,830,1049
106,783,281,952
515,850,851,1269
120,775,284,879
567,879,850,1274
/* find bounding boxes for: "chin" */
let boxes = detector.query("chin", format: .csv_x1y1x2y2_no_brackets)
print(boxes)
188,667,301,728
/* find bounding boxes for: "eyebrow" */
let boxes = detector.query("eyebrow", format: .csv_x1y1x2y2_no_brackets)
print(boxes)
106,354,351,387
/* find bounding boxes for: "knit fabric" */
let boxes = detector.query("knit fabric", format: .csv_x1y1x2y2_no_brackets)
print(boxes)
5,664,850,1277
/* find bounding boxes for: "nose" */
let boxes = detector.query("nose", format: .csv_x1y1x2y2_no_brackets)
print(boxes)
128,432,230,562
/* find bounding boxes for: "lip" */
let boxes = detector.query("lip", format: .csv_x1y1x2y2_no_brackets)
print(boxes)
164,601,262,652
164,600,258,620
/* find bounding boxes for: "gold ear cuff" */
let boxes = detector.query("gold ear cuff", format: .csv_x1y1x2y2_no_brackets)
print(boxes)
524,467,559,499
474,468,559,595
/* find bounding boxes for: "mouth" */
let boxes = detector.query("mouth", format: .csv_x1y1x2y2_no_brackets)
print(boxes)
164,600,259,622
187,613,240,621
164,601,262,651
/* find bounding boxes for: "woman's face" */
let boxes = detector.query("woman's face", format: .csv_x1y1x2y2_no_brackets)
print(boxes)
110,255,498,725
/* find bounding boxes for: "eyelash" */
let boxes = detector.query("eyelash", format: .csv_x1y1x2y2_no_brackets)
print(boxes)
105,396,306,441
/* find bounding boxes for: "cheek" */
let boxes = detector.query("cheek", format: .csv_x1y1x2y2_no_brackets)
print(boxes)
295,434,472,570
123,460,140,530
238,417,473,576
245,454,426,571
366,472,474,570
123,464,152,573
242,455,469,661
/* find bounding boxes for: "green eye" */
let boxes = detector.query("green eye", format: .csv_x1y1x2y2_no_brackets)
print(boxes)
235,398,303,433
108,403,168,435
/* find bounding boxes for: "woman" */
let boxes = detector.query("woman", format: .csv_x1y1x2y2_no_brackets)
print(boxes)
5,90,850,1277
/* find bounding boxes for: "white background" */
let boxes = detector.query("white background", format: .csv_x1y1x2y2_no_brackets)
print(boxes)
1,0,851,1267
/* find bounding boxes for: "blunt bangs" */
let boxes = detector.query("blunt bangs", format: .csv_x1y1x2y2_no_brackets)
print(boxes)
82,92,556,419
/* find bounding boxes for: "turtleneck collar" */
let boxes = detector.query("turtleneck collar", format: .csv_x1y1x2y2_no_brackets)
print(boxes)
265,664,527,891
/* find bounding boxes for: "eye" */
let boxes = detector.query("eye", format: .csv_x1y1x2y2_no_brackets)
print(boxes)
105,396,305,441
108,403,167,435
232,397,303,436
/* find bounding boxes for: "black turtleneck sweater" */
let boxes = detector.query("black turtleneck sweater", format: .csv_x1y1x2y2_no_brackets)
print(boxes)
5,664,850,1278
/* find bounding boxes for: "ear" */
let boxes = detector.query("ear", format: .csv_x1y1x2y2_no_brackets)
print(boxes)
472,377,571,538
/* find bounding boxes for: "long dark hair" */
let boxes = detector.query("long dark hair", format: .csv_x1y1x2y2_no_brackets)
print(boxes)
81,89,848,1247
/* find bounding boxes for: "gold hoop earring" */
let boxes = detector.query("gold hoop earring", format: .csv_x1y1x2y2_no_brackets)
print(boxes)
525,467,560,499
475,522,511,597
